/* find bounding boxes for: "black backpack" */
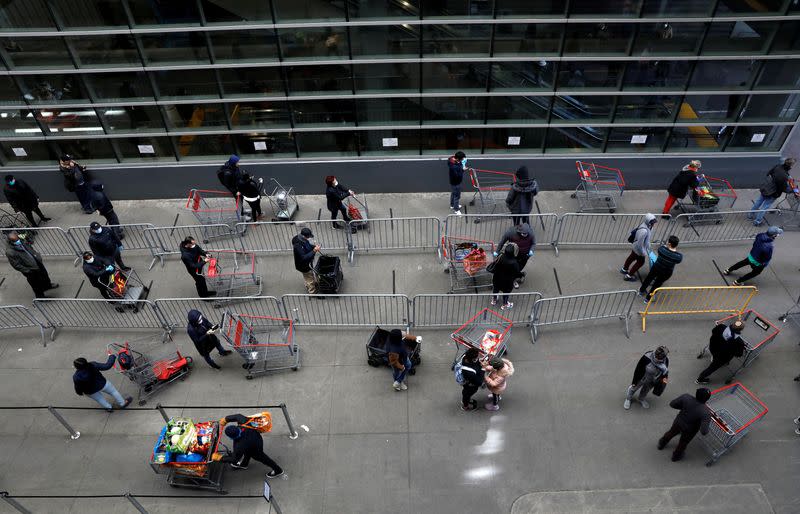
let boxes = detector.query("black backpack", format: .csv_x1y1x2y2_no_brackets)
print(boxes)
627,227,638,244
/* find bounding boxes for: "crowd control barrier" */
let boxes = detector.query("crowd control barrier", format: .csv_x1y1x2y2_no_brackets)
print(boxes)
32,298,165,340
143,224,242,270
237,219,350,256
443,213,558,251
553,213,672,254
68,223,160,264
348,217,441,264
282,293,410,328
411,292,542,330
640,285,757,332
531,290,637,341
0,226,81,259
153,296,285,332
665,210,779,246
0,305,51,346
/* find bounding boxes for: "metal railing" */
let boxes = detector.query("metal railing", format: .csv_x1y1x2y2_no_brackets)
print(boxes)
153,296,285,332
142,224,243,270
443,213,559,251
640,285,757,332
348,217,441,263
554,213,673,254
32,298,165,340
281,293,410,327
0,305,51,346
665,210,779,246
412,292,542,329
0,226,81,259
237,219,351,255
531,290,637,341
67,223,160,264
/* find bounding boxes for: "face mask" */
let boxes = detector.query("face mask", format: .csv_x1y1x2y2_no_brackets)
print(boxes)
93,228,102,234
461,158,467,166
188,244,196,249
8,180,14,186
12,240,21,246
197,316,204,324
86,257,94,264
333,180,338,187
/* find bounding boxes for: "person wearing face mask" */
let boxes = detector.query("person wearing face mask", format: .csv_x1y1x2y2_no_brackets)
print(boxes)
58,154,93,214
3,175,51,227
496,223,536,289
180,237,216,298
723,226,782,286
237,172,264,221
292,228,321,294
88,221,129,272
324,175,356,232
89,181,124,239
82,251,115,299
186,309,232,369
447,151,467,215
5,231,59,298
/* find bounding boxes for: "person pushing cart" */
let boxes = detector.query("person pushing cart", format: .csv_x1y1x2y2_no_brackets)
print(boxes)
214,412,285,479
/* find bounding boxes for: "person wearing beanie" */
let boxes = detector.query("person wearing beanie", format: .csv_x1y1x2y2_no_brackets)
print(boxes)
89,181,124,239
750,157,796,226
324,175,356,232
3,174,50,227
696,320,746,384
620,213,657,282
214,413,284,478
458,348,485,411
386,329,416,391
658,388,712,462
662,159,701,215
216,155,244,214
489,242,523,310
88,220,129,271
186,309,232,369
482,357,514,411
447,151,468,215
58,154,94,213
624,346,669,410
723,226,782,285
237,172,264,221
505,165,538,225
82,251,114,299
496,223,536,289
292,227,321,294
72,354,132,412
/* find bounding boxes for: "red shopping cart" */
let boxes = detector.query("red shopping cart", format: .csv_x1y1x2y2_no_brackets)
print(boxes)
184,189,245,242
571,161,625,213
467,168,516,219
699,382,768,466
109,335,192,405
450,307,513,367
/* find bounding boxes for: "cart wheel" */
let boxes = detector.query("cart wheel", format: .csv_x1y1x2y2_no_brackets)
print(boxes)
246,375,253,380
715,220,722,225
605,197,612,202
138,399,146,406
443,268,450,274
609,209,616,213
132,307,140,313
367,360,381,367
115,306,125,313
292,367,298,371
570,193,576,199
473,219,481,224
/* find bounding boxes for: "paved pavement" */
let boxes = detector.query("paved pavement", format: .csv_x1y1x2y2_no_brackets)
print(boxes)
0,189,798,514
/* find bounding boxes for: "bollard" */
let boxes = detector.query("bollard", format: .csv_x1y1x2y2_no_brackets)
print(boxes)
125,493,149,514
47,406,80,440
279,403,299,440
156,403,170,423
0,493,32,514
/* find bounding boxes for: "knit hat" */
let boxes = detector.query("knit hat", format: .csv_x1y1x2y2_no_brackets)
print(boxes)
227,155,240,165
767,226,783,237
225,425,242,439
89,221,101,232
389,329,403,346
696,388,711,403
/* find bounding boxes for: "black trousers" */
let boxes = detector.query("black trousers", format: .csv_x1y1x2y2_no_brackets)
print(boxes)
640,267,673,298
659,421,698,460
101,209,124,239
21,207,47,227
246,198,262,219
24,269,51,297
727,258,765,283
512,215,530,226
99,247,127,269
330,205,350,227
190,272,211,297
240,448,282,472
462,383,480,407
697,356,733,381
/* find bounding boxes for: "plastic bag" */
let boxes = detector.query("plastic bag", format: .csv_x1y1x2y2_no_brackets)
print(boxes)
462,248,487,276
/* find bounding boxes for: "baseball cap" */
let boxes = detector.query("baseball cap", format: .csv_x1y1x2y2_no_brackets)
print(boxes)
300,228,313,238
89,221,101,231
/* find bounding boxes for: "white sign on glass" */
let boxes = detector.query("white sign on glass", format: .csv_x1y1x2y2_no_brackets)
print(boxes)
382,138,398,147
254,141,267,151
507,136,521,146
11,147,27,157
630,135,647,144
137,145,155,154
750,133,766,143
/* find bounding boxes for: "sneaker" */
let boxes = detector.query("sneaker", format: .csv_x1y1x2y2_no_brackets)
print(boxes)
121,397,133,409
104,407,114,413
460,401,478,412
639,399,650,409
266,469,285,479
484,403,500,411
637,290,646,298
393,381,402,391
501,302,514,310
623,399,631,410
490,298,497,306
722,268,731,275
695,378,710,385
644,295,652,303
794,417,800,425
230,463,248,470
513,281,520,289
671,453,683,462
623,274,637,282
619,268,628,274
732,280,743,286
399,382,408,391
454,210,462,216
40,217,52,222
753,221,763,227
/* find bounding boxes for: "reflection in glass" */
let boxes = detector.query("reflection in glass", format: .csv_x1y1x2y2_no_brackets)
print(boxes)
714,0,784,15
421,129,483,154
0,109,42,136
545,126,606,153
422,97,485,124
235,133,296,158
423,24,490,56
350,25,420,58
154,70,220,100
140,33,210,65
771,21,800,54
569,0,642,16
606,128,670,152
623,61,691,89
70,35,140,67
292,99,356,126
495,0,565,17
88,72,154,102
163,103,228,130
0,141,52,163
54,0,129,27
484,128,545,153
727,125,790,151
491,62,555,91
272,0,345,22
557,62,624,90
175,134,236,159
755,60,800,89
201,0,272,23
493,24,562,56
347,0,419,18
641,0,714,16
0,0,55,29
18,75,90,104
287,65,352,95
422,0,491,17
422,62,488,91
127,1,201,26
354,63,419,93
219,68,285,97
690,60,759,89
633,23,703,55
0,76,23,104
678,95,747,121
614,95,679,121
1,37,73,68
210,31,279,63
666,126,724,151
563,24,633,55
702,22,772,55
101,105,165,132
296,131,357,156
118,136,175,161
356,98,421,125
486,96,549,122
279,27,349,60
55,138,116,161
739,94,800,122
551,96,613,122
228,101,290,129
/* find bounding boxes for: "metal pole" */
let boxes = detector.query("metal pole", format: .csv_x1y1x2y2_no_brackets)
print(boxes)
269,493,284,514
0,493,32,514
156,404,170,423
125,493,149,514
47,406,80,440
279,403,299,439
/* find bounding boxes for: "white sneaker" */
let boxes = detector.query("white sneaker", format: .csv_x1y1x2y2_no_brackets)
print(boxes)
794,416,800,425
513,281,520,289
623,399,631,410
400,382,408,391
393,381,402,391
454,210,462,216
490,298,497,306
501,302,514,310
639,399,650,409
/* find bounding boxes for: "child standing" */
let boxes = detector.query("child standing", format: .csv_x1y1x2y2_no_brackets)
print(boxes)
483,358,514,411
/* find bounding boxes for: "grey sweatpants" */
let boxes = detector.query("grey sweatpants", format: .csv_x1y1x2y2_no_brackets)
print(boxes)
626,380,655,401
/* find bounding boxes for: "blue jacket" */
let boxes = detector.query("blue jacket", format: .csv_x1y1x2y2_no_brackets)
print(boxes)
292,234,315,272
448,156,464,186
88,227,121,258
73,355,116,395
749,233,774,266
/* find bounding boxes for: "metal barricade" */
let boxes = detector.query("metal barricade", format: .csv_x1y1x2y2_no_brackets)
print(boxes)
32,298,164,340
0,304,52,345
443,213,558,252
348,217,441,264
237,219,351,256
0,207,31,229
411,292,542,329
281,294,410,328
640,286,757,332
0,226,81,259
666,210,779,245
553,213,672,255
68,223,160,265
530,290,637,342
153,296,285,332
143,224,243,270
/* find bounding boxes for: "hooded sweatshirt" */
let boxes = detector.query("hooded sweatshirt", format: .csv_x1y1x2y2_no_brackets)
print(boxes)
447,156,465,186
631,350,669,386
748,232,774,266
631,215,656,257
505,166,538,215
73,355,116,395
484,358,515,394
186,309,216,354
498,223,535,256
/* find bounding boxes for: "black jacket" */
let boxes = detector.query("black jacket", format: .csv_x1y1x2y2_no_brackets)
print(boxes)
73,355,115,396
237,177,261,200
325,183,350,211
708,324,745,364
759,164,790,199
497,224,535,256
187,309,218,355
59,163,88,192
5,238,44,274
447,156,465,186
219,414,268,464
216,163,241,194
292,234,315,272
667,168,697,198
3,179,39,211
652,245,683,273
89,182,114,215
490,254,522,292
460,357,485,387
180,242,208,275
88,227,121,257
669,393,711,436
82,257,113,288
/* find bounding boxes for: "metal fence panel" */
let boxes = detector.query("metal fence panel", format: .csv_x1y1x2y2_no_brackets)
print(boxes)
143,224,243,269
666,210,779,245
0,226,81,258
282,294,410,327
348,217,441,263
412,292,543,328
554,213,673,251
237,219,350,255
0,304,50,345
531,290,637,341
32,299,164,339
443,213,558,250
153,296,285,331
68,223,159,262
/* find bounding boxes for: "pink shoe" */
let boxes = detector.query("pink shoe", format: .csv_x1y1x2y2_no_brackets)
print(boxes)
484,403,500,411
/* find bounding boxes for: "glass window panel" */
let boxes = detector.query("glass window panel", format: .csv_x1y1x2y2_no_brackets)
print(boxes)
614,95,680,121
726,125,790,151
118,136,175,161
291,99,355,126
359,129,420,155
175,134,236,160
484,127,545,153
622,61,691,90
296,131,357,156
235,133,296,158
689,60,759,90
36,107,104,136
69,35,140,67
633,23,704,55
563,24,634,56
486,96,549,122
420,128,483,155
422,97,485,125
209,30,279,63
557,62,625,90
286,65,352,95
348,1,420,19
201,0,273,23
162,103,228,130
666,126,724,151
771,21,800,55
0,109,42,137
702,22,773,55
219,68,285,97
740,94,800,122
356,98,421,125
422,0,492,17
228,101,291,129
755,60,800,89
140,33,210,65
54,138,116,162
569,0,642,16
350,25,420,58
272,0,345,22
641,0,713,16
154,70,220,100
678,94,748,121
0,141,52,164
1,37,73,69
606,127,670,153
551,95,613,122
18,75,90,104
0,0,55,30
714,0,784,15
493,24,561,56
278,27,349,60
354,63,419,93
491,62,555,91
422,62,488,91
423,24,490,56
127,0,201,26
496,0,565,17
86,71,155,102
0,76,23,104
100,105,165,132
53,1,129,28
545,126,606,153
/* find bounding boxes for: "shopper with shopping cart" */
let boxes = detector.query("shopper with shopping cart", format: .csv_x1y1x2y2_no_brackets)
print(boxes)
657,388,711,462
696,320,745,384
662,160,701,215
3,175,51,227
187,309,232,370
72,355,132,412
237,172,264,221
723,226,782,286
505,166,538,225
213,413,284,478
620,213,657,282
89,182,124,238
496,223,535,289
624,346,669,410
457,348,485,412
216,155,243,197
180,236,216,298
292,228,320,295
489,243,523,310
58,154,93,214
324,175,357,232
88,221,129,271
447,151,467,215
81,251,114,299
750,158,795,226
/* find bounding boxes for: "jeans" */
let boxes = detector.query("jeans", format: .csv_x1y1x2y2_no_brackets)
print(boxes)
450,184,462,209
750,195,776,225
87,380,126,409
623,251,645,276
392,356,412,383
727,258,765,283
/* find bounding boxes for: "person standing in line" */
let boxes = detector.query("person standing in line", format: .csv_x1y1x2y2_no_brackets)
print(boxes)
505,166,538,225
180,236,216,298
723,226,782,286
639,235,682,302
292,228,320,294
496,223,535,289
81,251,114,299
447,151,467,215
657,388,712,462
620,213,657,282
458,348,485,412
216,155,244,215
387,329,414,392
490,243,523,310
624,346,669,410
696,320,745,384
72,355,132,412
88,221,129,271
237,172,264,221
3,175,51,226
58,154,93,214
89,181,124,239
5,231,58,298
215,413,285,478
186,309,232,369
750,157,795,226
324,175,356,232
483,357,514,411
662,160,701,215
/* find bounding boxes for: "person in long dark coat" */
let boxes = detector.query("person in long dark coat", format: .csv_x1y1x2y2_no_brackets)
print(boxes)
3,175,50,226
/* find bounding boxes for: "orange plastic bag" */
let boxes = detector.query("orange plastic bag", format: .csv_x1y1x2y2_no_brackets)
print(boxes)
206,258,219,277
348,202,363,221
462,248,487,276
241,411,272,433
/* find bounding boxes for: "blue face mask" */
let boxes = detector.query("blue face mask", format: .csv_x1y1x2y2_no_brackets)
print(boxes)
461,158,467,166
12,240,22,246
8,180,15,186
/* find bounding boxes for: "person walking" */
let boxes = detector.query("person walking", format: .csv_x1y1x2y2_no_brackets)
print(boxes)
180,236,216,298
483,357,514,411
187,309,232,369
387,329,413,392
72,355,132,412
5,231,58,298
447,151,467,215
88,221,129,271
81,251,115,299
292,228,320,294
324,175,356,232
662,160,701,215
750,157,795,226
490,243,523,310
214,413,285,478
3,175,51,226
496,223,535,288
237,172,264,221
696,320,745,384
89,182,124,238
657,388,712,462
58,154,93,214
723,226,782,286
624,346,669,410
620,213,657,282
458,348,485,411
639,235,682,302
505,166,538,225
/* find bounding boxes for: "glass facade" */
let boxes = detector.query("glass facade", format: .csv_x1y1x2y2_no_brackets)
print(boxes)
0,0,798,166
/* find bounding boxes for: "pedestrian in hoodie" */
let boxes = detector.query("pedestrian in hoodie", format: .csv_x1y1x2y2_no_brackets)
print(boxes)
73,355,132,412
186,309,232,369
749,157,795,226
5,231,58,298
620,213,657,282
624,346,669,410
459,348,485,411
387,328,416,392
216,155,244,215
447,151,467,214
483,357,514,411
658,388,711,462
496,223,535,288
662,160,701,215
696,320,745,384
490,243,523,310
505,166,538,225
3,175,50,227
89,181,123,238
723,226,782,285
180,237,216,298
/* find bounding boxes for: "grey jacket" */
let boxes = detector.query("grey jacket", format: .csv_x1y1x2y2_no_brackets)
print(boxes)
5,239,43,274
631,222,652,257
